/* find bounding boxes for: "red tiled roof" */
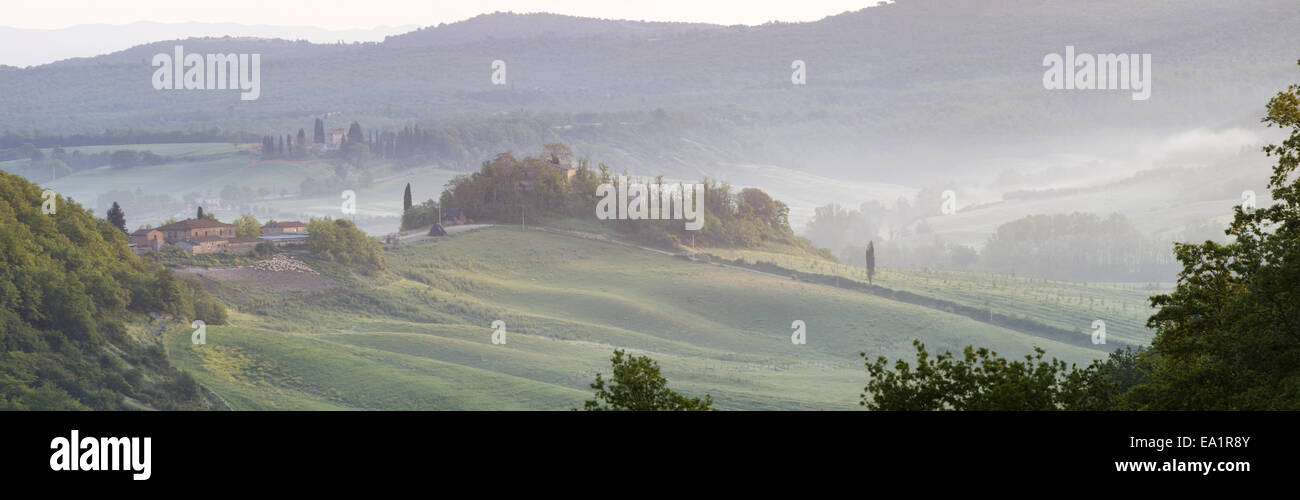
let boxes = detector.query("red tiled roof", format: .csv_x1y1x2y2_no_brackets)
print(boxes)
156,218,233,231
262,221,306,228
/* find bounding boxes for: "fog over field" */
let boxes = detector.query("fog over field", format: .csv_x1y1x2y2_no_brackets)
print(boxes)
5,2,1295,276
4,0,1300,417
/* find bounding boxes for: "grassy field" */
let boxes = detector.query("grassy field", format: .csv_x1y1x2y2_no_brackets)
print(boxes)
699,246,1165,346
166,226,1109,410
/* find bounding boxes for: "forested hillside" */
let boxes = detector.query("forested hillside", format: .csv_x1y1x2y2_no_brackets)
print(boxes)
0,171,226,409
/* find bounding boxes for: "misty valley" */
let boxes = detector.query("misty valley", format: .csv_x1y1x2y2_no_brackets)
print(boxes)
1,1,1299,418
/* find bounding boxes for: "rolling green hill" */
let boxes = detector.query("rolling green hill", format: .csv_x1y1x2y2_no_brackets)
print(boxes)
701,245,1162,346
167,226,1108,410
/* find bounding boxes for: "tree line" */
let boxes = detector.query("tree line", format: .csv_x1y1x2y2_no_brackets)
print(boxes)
816,200,1184,281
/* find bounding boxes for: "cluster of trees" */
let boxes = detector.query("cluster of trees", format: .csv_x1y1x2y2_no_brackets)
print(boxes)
861,341,1117,410
981,213,1178,281
436,143,828,253
689,183,810,250
262,112,724,176
825,207,1181,281
865,71,1300,410
305,218,386,274
581,350,714,411
108,149,166,169
400,198,442,231
232,214,262,238
48,148,113,171
260,129,308,160
306,117,559,171
440,145,586,223
365,123,467,166
0,171,226,410
804,191,952,255
807,191,961,267
242,119,375,198
264,119,370,161
5,144,170,183
0,128,258,155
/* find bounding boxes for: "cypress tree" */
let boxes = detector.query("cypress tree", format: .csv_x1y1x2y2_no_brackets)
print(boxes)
107,202,127,233
866,240,876,286
347,121,363,145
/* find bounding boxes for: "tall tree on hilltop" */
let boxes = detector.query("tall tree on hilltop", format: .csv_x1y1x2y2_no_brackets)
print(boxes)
403,183,413,213
314,118,324,144
196,206,204,219
106,202,127,233
297,128,307,152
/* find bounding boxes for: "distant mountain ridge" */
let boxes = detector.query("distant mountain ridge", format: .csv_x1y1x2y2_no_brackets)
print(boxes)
383,12,738,46
0,21,416,68
2,1,1299,180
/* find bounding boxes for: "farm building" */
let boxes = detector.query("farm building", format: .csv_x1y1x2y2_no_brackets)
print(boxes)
156,218,236,244
141,217,310,254
226,236,264,254
129,228,164,254
262,220,307,235
327,128,347,149
175,235,232,255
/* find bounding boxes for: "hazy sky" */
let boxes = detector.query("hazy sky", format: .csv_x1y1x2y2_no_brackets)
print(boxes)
8,0,882,29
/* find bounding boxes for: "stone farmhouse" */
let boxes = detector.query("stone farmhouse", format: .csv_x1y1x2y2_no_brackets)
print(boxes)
130,218,309,255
